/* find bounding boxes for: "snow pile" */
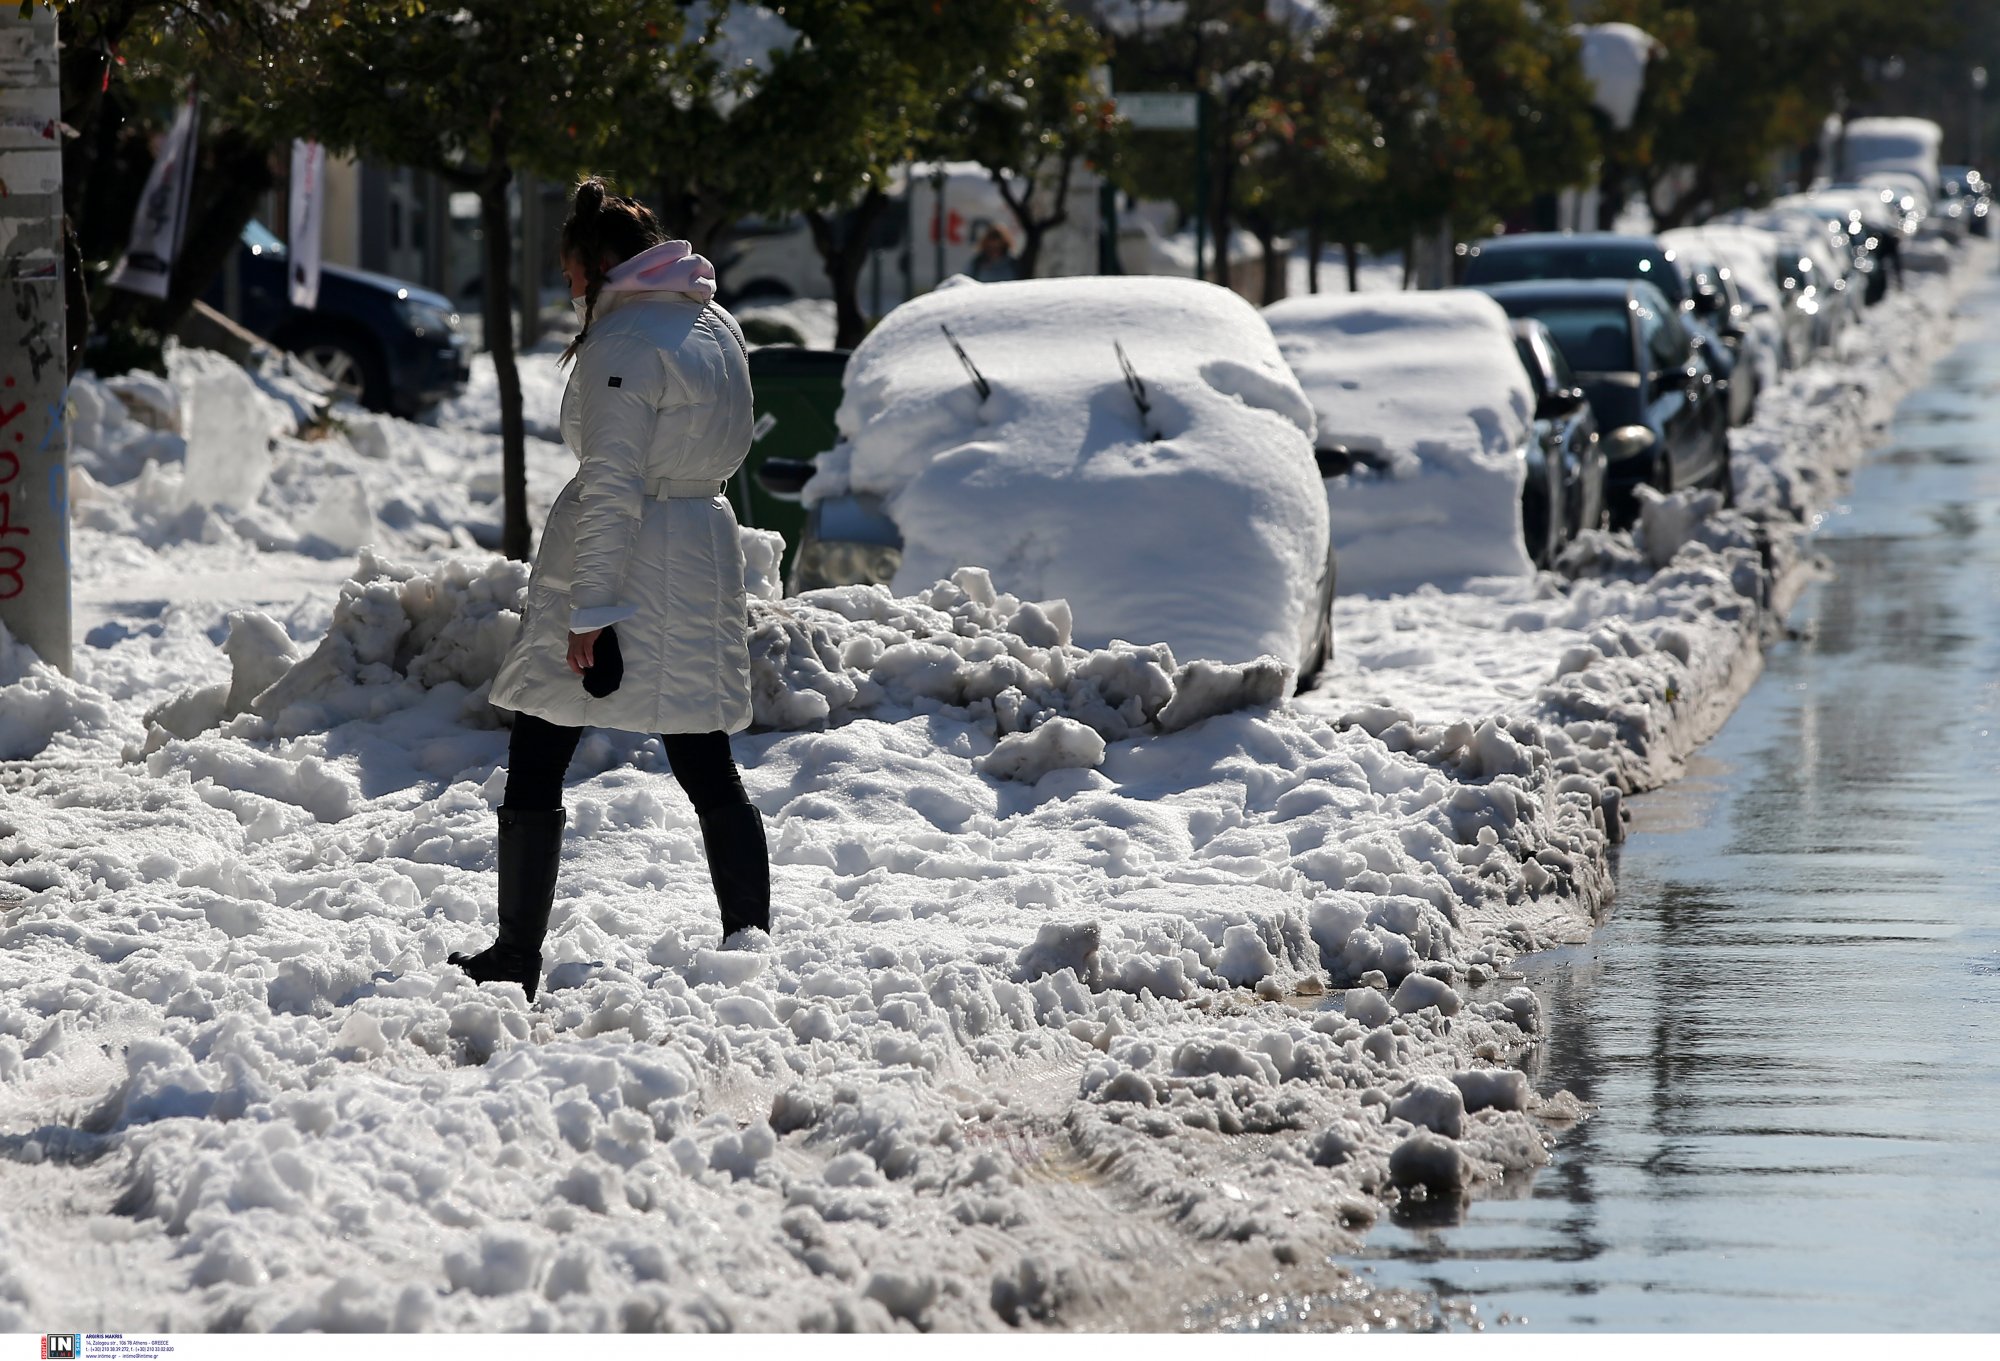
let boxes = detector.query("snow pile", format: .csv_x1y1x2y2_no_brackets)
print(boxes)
805,274,1328,675
1572,23,1659,130
1263,289,1534,595
0,233,1981,1331
0,621,121,761
157,550,1294,750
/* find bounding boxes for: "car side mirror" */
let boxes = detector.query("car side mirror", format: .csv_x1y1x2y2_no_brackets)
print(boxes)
1536,387,1586,420
1315,445,1357,478
755,457,817,500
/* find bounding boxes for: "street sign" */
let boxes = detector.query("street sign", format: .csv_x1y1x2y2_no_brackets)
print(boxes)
1115,92,1200,131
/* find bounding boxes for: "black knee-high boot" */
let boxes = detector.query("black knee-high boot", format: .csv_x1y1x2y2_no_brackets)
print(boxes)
448,805,566,1001
698,804,770,937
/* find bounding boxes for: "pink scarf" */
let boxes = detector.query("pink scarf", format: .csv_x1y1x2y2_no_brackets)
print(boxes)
601,240,717,302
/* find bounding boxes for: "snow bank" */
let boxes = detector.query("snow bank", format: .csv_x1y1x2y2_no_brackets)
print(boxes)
0,234,1979,1332
172,551,1292,749
806,274,1328,675
1263,289,1534,595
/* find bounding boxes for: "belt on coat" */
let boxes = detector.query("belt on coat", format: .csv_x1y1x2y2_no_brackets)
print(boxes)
645,477,725,499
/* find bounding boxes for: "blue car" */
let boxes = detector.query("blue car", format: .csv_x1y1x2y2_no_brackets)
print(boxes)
204,221,470,416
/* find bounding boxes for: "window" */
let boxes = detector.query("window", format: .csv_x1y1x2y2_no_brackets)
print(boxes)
1533,306,1636,373
1647,307,1687,374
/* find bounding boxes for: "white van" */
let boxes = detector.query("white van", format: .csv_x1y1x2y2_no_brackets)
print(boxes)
721,162,1104,314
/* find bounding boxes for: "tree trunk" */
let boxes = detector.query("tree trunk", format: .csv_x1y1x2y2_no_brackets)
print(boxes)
482,159,532,562
1401,237,1414,290
63,216,89,381
1210,152,1234,291
56,1,143,220
1306,216,1322,294
806,187,889,350
98,126,276,338
1344,240,1359,293
1595,160,1625,231
1253,222,1281,305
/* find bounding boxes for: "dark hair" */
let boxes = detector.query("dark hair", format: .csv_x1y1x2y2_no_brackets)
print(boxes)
559,176,668,365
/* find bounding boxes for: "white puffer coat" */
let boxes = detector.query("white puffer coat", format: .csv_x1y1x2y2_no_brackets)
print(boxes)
490,273,755,735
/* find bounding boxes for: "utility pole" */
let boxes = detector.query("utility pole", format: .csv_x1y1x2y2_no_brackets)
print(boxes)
0,8,73,674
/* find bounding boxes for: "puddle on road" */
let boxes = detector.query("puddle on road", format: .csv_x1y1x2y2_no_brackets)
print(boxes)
1298,278,2000,1331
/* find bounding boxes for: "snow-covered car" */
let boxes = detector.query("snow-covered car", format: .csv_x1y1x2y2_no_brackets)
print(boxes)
774,275,1336,685
1659,227,1785,394
1686,222,1816,371
1261,289,1537,594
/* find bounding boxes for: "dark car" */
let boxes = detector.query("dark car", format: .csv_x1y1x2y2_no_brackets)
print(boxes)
204,220,471,416
1510,317,1606,560
1474,279,1730,525
1463,231,1751,428
1939,165,1991,238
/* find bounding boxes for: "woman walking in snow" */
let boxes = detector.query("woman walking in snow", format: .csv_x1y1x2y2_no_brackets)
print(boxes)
449,178,768,1002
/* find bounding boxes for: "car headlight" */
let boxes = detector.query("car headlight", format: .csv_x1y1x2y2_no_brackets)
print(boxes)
793,539,902,592
395,298,460,339
1602,425,1656,464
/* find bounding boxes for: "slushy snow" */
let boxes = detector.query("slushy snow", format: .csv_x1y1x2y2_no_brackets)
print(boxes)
0,233,1982,1331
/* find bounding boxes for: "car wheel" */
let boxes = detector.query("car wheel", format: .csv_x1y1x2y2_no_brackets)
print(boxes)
288,325,391,411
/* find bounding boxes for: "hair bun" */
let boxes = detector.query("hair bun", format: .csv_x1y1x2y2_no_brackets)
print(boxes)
573,176,609,215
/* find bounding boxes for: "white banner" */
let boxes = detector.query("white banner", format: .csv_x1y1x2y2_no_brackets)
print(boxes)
287,138,324,309
107,89,199,299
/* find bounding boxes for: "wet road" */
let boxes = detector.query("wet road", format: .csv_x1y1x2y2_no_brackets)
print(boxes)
1338,277,2000,1329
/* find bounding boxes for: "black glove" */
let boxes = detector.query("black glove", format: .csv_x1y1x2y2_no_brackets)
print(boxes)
582,623,624,698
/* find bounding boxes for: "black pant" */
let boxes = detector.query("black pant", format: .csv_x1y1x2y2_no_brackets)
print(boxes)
504,713,749,815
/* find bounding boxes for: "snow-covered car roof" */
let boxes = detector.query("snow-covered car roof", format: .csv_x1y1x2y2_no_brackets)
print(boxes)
805,274,1329,674
1262,289,1534,596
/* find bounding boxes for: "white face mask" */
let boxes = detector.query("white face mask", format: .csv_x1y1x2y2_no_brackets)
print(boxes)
572,296,589,328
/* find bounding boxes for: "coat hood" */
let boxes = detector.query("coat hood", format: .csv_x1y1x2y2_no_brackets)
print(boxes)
601,240,717,303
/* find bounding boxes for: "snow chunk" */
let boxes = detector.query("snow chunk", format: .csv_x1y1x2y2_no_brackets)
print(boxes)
1390,972,1462,1017
1388,1076,1466,1139
976,717,1106,783
1452,1068,1531,1114
1013,920,1102,986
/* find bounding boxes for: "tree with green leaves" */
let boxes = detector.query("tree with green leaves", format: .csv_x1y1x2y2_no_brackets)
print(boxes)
1447,0,1600,231
292,0,690,559
939,2,1123,280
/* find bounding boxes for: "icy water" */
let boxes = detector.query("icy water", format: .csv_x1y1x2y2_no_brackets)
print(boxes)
1333,283,2000,1330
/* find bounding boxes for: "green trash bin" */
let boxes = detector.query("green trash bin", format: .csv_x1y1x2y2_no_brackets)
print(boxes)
732,346,851,578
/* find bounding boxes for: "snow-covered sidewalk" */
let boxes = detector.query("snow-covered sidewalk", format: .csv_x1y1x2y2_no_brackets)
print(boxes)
0,243,1983,1331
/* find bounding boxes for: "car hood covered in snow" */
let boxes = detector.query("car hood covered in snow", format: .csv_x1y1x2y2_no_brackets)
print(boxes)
804,274,1329,675
1263,289,1534,596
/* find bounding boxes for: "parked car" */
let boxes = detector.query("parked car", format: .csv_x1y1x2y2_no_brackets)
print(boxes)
1659,228,1780,409
1262,289,1540,595
1473,279,1730,524
758,275,1338,686
1461,231,1751,430
1511,317,1607,555
1677,223,1813,374
204,220,471,416
1716,210,1855,358
1939,165,1992,238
